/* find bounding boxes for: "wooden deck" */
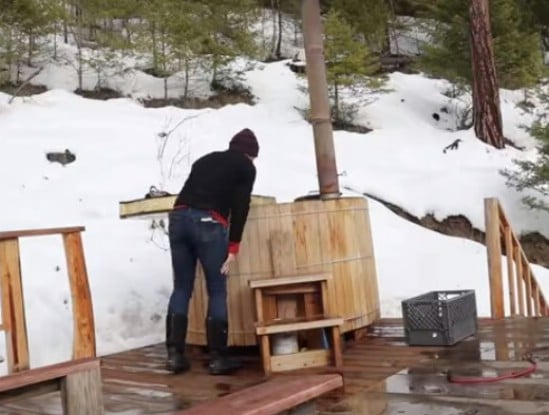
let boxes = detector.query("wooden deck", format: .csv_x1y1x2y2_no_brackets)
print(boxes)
3,317,549,414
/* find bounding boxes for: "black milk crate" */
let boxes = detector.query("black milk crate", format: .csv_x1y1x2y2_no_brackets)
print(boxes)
401,290,478,346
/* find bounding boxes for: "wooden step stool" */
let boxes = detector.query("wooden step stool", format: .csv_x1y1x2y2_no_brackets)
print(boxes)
249,273,343,375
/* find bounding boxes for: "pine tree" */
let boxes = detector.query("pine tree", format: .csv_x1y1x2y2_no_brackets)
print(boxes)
323,9,382,123
135,0,201,99
0,0,62,83
329,0,390,55
139,0,179,77
165,2,204,99
193,0,259,89
61,0,134,91
420,0,544,90
106,0,142,44
502,90,549,211
419,0,471,86
519,0,549,53
490,0,544,89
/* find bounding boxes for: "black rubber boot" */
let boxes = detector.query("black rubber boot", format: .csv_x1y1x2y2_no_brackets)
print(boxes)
165,313,191,374
206,317,242,375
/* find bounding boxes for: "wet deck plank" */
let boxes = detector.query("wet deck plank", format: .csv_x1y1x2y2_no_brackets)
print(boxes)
3,317,549,414
326,317,549,414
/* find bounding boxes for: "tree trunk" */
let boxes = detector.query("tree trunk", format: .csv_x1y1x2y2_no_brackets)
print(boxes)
183,58,190,99
151,21,158,72
270,0,277,55
76,0,84,91
53,27,58,60
63,0,69,44
333,81,339,125
27,32,33,66
123,20,132,43
160,31,168,100
387,0,398,55
6,28,13,80
77,46,83,90
542,27,549,47
275,0,283,58
469,0,505,149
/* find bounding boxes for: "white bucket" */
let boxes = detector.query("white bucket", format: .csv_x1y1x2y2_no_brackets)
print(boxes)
271,333,299,355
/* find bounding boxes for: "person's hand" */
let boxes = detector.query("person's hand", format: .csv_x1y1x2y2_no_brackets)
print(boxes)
221,253,236,276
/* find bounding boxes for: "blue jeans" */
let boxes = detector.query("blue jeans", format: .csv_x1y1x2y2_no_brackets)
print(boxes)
167,207,229,321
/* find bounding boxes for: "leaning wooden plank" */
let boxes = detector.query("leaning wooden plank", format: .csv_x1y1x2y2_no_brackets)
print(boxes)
0,358,99,393
0,238,29,372
175,374,343,415
119,194,276,219
0,227,85,240
0,242,15,374
119,195,177,219
63,232,96,359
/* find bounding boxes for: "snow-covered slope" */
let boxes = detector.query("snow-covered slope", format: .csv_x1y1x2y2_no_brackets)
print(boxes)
2,56,549,374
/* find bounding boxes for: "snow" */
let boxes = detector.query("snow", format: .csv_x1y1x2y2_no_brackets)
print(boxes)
2,34,549,374
389,16,433,56
21,39,218,100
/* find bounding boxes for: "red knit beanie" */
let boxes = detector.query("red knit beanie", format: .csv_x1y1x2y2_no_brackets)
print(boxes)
229,128,259,158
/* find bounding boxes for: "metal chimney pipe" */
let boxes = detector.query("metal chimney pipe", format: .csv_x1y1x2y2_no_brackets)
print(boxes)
301,0,340,199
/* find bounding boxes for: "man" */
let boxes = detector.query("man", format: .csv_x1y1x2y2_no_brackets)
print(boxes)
165,128,259,376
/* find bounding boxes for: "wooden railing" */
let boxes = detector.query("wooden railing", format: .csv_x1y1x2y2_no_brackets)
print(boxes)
0,227,96,373
485,198,549,319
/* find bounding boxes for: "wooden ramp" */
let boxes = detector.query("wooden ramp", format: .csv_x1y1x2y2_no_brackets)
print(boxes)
3,318,549,414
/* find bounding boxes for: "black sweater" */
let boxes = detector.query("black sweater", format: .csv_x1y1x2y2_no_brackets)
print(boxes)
173,149,257,247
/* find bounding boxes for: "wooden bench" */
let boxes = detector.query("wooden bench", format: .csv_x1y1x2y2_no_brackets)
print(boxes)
176,373,343,415
0,357,104,415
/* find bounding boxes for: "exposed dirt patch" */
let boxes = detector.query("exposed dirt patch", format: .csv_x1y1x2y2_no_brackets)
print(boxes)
519,232,549,268
142,88,255,110
363,192,549,269
333,119,373,134
74,87,123,100
0,82,48,96
1,82,254,109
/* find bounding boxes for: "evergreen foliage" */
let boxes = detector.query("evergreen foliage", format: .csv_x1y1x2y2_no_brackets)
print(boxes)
323,8,384,123
0,0,546,98
418,0,544,90
194,0,260,88
329,0,390,54
503,90,549,211
0,0,260,92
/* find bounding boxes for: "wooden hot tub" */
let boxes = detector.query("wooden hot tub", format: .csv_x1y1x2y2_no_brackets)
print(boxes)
119,194,380,346
185,196,380,346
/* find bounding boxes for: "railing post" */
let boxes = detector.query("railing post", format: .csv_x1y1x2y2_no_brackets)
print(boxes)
484,198,505,319
515,246,525,315
63,231,96,359
503,228,516,316
0,238,30,372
